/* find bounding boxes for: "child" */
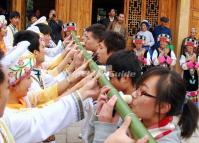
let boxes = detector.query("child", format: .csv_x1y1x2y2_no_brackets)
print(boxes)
157,34,176,69
63,22,77,38
180,38,199,106
132,35,158,73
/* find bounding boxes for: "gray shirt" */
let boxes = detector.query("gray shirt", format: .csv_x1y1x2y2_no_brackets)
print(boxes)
87,111,182,143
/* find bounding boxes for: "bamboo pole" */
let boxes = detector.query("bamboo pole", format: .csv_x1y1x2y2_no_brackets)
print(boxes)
71,31,157,143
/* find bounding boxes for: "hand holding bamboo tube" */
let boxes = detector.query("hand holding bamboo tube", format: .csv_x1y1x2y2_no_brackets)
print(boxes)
71,31,157,143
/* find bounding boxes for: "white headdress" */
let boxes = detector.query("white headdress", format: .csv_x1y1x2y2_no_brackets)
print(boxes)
2,41,31,66
0,15,7,28
27,25,44,37
32,16,48,26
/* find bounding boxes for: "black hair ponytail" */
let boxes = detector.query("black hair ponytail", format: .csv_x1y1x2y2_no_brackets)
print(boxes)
139,67,199,139
178,100,199,138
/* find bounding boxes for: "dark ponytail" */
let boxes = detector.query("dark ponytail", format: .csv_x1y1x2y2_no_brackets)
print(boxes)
139,67,199,139
178,100,199,138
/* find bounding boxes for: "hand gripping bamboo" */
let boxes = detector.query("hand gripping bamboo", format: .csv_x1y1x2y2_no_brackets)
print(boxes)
71,32,157,143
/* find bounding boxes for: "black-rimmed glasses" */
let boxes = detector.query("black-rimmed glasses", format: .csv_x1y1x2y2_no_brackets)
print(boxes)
136,89,157,99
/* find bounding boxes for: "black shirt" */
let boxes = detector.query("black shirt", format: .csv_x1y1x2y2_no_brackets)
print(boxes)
48,19,63,44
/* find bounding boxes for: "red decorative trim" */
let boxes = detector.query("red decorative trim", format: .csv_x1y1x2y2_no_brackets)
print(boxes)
148,116,173,129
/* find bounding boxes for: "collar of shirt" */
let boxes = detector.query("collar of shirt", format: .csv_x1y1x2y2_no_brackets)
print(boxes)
9,24,18,33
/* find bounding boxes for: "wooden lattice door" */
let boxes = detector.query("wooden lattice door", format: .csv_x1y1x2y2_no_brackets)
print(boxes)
127,0,159,36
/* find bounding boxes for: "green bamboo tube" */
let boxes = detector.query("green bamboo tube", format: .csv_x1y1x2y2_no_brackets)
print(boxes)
71,32,157,143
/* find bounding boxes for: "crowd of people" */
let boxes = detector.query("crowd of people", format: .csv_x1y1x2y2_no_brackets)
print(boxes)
0,8,198,143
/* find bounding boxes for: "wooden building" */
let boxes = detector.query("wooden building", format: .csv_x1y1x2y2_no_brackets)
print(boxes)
1,0,199,70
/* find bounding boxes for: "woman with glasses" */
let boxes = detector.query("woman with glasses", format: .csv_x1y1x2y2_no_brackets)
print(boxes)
89,67,199,143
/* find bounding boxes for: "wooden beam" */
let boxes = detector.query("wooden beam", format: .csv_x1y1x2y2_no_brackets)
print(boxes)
175,0,191,72
11,0,26,30
124,0,132,49
55,0,92,36
55,0,71,23
141,0,146,21
124,0,129,26
189,0,199,38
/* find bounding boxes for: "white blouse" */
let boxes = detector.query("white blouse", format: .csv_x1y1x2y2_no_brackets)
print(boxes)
137,31,155,47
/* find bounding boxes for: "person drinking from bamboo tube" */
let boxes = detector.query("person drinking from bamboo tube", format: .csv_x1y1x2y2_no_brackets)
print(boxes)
7,35,89,108
88,67,199,143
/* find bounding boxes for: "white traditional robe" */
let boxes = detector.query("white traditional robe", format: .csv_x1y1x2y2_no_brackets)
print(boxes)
1,92,84,143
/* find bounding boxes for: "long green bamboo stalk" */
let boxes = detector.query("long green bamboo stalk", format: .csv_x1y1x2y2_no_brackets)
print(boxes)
71,32,157,143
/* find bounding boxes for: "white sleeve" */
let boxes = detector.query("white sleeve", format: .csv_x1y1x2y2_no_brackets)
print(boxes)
42,72,57,87
170,51,177,66
45,40,64,57
53,71,68,82
3,93,84,143
152,50,159,66
3,27,13,52
179,55,188,70
48,40,57,48
137,31,141,36
149,32,155,47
